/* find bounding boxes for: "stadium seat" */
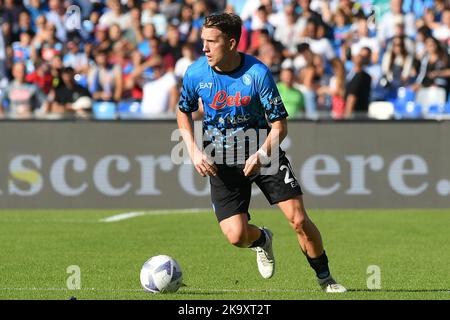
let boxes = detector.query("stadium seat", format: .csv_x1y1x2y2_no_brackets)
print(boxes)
416,86,447,112
445,101,450,114
397,87,415,103
394,101,422,119
117,101,142,119
368,101,394,120
93,101,117,120
427,104,444,115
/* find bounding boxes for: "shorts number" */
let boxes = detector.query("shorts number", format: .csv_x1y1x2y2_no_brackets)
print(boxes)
280,165,294,184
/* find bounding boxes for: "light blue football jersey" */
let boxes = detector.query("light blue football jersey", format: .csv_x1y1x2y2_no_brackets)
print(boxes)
178,53,288,160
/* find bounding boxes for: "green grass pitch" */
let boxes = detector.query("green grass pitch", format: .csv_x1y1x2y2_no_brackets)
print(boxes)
0,209,449,300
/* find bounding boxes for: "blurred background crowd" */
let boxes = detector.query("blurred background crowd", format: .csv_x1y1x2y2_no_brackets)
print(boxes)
0,0,449,120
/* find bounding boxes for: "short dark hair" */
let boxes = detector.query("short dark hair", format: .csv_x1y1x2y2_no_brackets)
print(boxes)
203,13,242,44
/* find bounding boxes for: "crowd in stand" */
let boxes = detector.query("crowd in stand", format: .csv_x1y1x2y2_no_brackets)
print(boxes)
0,0,449,120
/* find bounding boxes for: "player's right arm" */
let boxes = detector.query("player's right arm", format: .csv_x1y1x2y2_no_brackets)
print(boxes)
177,68,217,177
177,110,217,177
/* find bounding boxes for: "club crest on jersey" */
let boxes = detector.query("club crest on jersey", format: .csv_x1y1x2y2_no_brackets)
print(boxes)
242,74,252,86
209,90,251,110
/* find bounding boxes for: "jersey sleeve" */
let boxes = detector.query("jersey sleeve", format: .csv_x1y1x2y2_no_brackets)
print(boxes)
178,70,199,113
257,70,288,122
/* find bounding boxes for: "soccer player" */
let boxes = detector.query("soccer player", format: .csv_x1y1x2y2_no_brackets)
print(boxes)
177,13,346,293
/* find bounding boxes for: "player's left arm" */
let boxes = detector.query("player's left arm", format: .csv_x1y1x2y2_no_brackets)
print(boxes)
243,118,287,176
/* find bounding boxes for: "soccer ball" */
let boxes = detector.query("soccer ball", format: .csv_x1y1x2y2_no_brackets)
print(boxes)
140,255,183,293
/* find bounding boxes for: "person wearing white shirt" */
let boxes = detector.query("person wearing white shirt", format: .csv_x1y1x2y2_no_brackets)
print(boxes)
351,17,380,64
141,64,178,116
377,0,416,46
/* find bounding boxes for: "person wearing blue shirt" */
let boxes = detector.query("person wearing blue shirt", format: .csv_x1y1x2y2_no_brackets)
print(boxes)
177,12,346,293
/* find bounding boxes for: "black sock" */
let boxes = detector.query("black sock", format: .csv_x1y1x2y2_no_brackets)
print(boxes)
249,228,266,248
306,251,331,279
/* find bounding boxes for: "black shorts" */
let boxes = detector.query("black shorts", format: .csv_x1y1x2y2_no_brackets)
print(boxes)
210,150,303,222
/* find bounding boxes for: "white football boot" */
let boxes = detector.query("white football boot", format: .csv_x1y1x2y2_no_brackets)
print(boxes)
318,275,347,293
251,228,275,279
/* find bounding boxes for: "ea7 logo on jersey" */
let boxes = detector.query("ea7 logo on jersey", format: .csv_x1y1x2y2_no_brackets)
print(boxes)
209,90,251,110
199,82,213,89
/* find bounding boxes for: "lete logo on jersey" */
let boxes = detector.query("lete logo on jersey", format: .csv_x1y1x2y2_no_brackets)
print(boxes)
209,90,251,110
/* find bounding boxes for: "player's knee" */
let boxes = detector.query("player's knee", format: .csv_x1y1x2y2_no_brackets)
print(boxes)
287,210,309,235
225,230,248,247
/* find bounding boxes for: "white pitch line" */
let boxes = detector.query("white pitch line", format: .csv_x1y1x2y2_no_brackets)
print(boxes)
99,208,210,223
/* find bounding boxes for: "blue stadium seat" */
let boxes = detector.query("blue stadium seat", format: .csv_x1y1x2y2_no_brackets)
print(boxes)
117,101,142,119
427,104,445,115
396,87,415,103
93,101,117,120
395,101,422,119
393,87,418,119
118,100,141,113
444,101,450,114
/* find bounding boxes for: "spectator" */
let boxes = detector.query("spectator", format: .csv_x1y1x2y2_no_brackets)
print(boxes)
350,17,380,64
334,0,364,25
2,0,24,40
257,42,282,82
344,53,372,118
32,22,63,63
92,24,112,53
141,0,168,37
178,4,194,42
188,0,210,47
414,36,449,91
248,6,276,53
174,42,196,80
25,59,53,94
123,7,143,46
298,18,336,65
276,67,305,118
415,26,432,61
161,24,184,67
0,62,48,118
294,0,324,36
137,23,157,59
63,40,89,75
25,0,49,29
378,0,416,46
123,50,146,101
273,4,300,55
413,36,450,107
422,7,440,32
45,0,68,42
332,8,352,60
98,0,132,30
108,23,123,45
87,48,123,103
380,36,415,98
52,66,92,117
293,43,324,117
385,16,417,56
433,8,450,46
17,10,34,37
12,31,33,72
160,0,182,23
141,58,178,116
318,58,346,119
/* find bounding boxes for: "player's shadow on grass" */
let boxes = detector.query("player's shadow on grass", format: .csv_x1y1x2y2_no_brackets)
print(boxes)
348,289,450,293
